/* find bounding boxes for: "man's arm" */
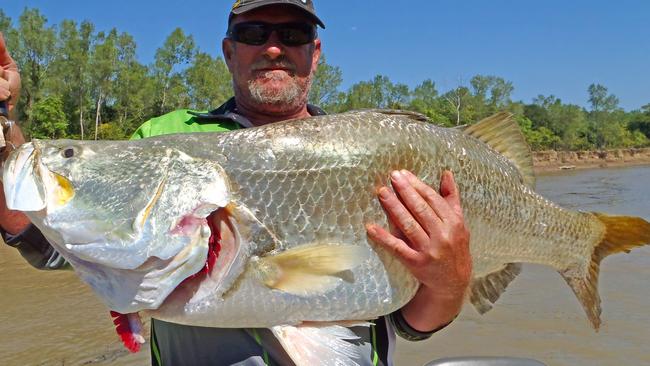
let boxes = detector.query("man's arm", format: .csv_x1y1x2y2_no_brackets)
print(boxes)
367,170,472,338
0,31,31,234
0,32,69,270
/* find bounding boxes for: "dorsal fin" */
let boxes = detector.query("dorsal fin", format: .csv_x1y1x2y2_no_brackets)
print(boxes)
463,112,536,187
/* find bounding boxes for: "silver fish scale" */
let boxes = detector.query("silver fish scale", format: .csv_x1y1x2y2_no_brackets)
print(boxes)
18,110,607,326
147,111,606,326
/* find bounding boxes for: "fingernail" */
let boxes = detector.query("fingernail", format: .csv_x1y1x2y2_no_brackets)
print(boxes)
378,187,391,199
401,170,416,181
391,170,403,180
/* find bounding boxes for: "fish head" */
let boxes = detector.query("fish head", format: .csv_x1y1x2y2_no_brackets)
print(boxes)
3,139,232,313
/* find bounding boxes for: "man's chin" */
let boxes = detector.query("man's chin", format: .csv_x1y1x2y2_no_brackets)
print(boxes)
248,86,302,108
254,100,303,114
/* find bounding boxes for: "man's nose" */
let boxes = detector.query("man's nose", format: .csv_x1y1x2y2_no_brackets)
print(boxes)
262,32,284,59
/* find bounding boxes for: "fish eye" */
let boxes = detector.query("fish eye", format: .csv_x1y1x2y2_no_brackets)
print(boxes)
62,147,76,159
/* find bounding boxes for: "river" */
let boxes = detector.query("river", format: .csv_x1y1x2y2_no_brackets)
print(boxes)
1,166,649,365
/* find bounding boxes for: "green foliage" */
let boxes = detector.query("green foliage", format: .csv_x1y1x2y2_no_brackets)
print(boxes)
309,55,343,110
7,8,57,127
341,75,410,110
185,53,231,111
29,96,68,139
627,107,650,141
588,83,619,112
152,28,196,115
515,115,561,150
0,10,11,34
95,122,128,140
3,7,647,152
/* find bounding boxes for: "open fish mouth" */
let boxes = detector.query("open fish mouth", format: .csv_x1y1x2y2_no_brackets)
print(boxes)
3,143,47,211
3,142,75,212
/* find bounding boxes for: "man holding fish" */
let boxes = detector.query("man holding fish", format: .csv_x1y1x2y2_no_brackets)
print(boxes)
0,1,472,365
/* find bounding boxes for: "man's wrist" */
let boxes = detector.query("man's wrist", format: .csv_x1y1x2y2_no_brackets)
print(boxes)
400,284,465,333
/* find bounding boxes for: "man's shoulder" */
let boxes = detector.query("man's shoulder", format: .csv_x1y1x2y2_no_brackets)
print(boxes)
131,109,240,139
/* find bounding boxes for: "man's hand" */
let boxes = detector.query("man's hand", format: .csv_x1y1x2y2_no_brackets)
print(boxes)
0,32,21,115
0,31,30,236
366,170,472,332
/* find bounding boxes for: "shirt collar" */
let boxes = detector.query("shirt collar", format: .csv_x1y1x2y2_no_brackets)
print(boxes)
188,97,327,128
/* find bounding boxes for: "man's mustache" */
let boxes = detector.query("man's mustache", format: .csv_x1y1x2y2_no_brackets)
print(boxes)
251,57,296,72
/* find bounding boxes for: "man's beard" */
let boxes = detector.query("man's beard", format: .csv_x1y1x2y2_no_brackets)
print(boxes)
248,71,303,105
246,58,311,109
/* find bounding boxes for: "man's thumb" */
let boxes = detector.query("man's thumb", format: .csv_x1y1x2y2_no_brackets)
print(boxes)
0,32,13,70
0,32,7,55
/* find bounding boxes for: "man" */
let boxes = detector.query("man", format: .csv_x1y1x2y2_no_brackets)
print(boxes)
0,1,472,365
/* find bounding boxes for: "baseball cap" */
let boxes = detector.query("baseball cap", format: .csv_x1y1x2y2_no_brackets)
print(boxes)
230,0,326,28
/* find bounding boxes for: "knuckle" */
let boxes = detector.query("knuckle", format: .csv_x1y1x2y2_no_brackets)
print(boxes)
403,254,419,267
401,219,419,236
424,191,439,203
413,202,430,216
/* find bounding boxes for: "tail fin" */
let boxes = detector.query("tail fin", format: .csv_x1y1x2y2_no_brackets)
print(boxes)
561,213,650,330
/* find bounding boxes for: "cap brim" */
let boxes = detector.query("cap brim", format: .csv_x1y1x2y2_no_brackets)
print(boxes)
230,3,325,28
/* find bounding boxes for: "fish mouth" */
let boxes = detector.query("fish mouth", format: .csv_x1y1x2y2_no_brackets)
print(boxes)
2,142,75,212
3,143,47,211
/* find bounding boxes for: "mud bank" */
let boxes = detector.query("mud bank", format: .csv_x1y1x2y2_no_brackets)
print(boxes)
533,148,650,174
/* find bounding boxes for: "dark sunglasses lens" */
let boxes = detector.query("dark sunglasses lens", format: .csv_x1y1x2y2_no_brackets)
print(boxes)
232,24,269,45
230,23,315,46
278,24,315,46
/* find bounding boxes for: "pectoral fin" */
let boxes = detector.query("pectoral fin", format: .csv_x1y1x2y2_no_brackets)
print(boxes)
254,244,371,296
271,323,363,366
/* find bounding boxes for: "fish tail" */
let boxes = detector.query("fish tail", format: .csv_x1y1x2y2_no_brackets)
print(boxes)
562,213,650,330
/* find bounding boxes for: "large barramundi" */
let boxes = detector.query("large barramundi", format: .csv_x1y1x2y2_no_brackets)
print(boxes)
3,111,650,365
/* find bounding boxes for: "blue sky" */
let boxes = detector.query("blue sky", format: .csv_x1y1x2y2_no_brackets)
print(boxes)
3,0,649,110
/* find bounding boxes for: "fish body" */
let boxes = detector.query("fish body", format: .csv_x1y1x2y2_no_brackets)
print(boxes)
3,110,650,362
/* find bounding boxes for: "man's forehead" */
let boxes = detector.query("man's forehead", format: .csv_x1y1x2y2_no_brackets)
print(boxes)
230,4,316,25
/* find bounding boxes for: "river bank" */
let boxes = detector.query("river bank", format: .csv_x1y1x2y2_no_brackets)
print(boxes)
533,147,650,174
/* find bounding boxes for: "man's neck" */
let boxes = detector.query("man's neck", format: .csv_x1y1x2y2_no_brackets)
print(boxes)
234,100,312,127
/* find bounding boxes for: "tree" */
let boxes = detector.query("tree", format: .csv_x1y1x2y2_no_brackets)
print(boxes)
442,83,469,126
29,96,68,138
309,55,343,110
185,52,231,111
89,29,119,140
343,75,410,110
410,79,438,113
49,20,94,139
588,83,619,112
470,75,514,106
8,8,57,126
152,28,195,114
112,32,154,133
0,10,11,34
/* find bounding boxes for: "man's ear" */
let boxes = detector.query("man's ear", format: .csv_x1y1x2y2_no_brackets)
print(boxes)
311,38,322,74
222,38,235,72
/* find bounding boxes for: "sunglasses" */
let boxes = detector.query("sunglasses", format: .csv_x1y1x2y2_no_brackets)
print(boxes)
227,22,317,47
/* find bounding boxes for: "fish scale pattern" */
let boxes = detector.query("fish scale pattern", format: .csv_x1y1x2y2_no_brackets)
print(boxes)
148,111,605,326
15,110,609,326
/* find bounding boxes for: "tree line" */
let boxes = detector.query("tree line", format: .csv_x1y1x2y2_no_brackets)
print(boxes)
2,8,649,150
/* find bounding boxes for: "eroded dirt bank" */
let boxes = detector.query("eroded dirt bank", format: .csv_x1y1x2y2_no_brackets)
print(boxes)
533,148,650,174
